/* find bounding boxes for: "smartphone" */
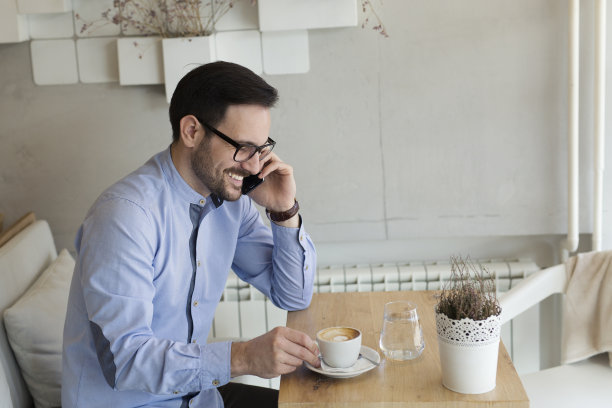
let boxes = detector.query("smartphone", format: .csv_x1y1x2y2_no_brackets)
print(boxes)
242,173,264,195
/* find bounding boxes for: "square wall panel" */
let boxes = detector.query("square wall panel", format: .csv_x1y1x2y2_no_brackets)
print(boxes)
0,1,29,43
215,0,259,31
73,0,120,37
262,30,309,75
117,37,164,85
162,36,216,103
18,0,71,14
258,0,357,31
215,30,262,75
28,12,74,39
76,37,119,83
30,39,78,85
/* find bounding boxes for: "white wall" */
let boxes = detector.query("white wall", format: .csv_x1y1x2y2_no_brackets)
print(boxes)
1,0,611,267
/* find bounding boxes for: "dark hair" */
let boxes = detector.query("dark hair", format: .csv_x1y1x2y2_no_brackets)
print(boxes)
168,61,279,142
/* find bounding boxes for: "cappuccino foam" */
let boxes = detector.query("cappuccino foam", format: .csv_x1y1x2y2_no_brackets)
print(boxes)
318,327,360,342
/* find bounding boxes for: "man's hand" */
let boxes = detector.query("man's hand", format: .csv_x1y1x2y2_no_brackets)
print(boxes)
230,327,320,379
247,153,296,214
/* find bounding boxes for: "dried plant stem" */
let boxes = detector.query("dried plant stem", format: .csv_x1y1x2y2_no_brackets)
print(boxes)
361,0,388,38
78,0,241,38
436,256,501,321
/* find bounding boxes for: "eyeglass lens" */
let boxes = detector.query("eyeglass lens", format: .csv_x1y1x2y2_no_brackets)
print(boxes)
234,145,273,162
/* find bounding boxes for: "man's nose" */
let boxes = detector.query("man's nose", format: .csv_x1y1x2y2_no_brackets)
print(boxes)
240,154,261,175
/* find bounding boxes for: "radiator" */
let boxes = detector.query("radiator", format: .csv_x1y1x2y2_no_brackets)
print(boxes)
210,259,542,389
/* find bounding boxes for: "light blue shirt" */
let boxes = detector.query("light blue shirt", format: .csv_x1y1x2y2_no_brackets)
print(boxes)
62,148,316,408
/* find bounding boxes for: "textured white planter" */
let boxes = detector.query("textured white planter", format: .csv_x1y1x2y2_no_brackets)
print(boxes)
436,312,501,394
162,35,216,103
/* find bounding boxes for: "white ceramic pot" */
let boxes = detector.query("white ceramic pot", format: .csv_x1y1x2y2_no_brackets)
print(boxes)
435,311,501,394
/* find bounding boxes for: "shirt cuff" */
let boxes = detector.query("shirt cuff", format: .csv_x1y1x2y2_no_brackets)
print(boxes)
199,341,232,389
270,219,316,306
270,216,310,250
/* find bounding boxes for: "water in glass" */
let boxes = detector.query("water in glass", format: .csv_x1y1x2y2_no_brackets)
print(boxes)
379,301,425,360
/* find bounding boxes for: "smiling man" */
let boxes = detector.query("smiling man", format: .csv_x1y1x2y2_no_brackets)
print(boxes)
62,61,319,408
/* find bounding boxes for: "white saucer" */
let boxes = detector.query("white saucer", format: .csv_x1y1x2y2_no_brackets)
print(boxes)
304,345,380,378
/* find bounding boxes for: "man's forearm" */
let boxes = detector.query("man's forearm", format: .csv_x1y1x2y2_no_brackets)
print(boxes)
230,341,250,378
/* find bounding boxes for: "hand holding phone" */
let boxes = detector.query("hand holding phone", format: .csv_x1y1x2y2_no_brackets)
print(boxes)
241,154,298,227
241,173,263,195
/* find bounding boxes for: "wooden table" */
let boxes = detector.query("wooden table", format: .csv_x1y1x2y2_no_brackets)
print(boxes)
278,291,529,408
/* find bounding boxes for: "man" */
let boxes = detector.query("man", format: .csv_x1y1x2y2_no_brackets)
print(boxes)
62,61,320,408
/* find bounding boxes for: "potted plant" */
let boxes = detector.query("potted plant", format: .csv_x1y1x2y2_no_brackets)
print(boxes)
435,255,502,394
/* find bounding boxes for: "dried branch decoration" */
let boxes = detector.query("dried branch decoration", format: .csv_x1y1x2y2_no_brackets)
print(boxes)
77,0,253,38
361,0,388,38
77,0,388,39
436,256,501,321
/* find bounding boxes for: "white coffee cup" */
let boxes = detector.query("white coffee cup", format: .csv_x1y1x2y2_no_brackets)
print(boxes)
316,327,362,368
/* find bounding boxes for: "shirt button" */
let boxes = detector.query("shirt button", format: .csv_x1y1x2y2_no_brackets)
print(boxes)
199,199,205,205
192,339,197,343
305,265,309,271
193,300,199,307
212,379,220,386
300,235,304,241
197,260,201,267
173,391,179,394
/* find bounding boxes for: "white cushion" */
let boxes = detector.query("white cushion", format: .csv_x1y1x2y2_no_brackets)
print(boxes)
521,353,612,408
0,363,12,408
3,248,74,408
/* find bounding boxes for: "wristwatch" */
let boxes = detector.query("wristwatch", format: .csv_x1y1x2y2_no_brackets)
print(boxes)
266,199,300,222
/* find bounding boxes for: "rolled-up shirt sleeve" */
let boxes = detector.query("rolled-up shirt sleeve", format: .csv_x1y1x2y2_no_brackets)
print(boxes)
77,197,231,395
231,199,316,311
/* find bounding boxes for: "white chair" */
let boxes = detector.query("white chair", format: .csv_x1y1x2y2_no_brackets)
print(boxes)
499,259,612,408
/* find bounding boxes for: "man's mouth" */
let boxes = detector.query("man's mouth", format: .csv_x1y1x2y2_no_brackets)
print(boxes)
227,171,245,185
228,172,244,181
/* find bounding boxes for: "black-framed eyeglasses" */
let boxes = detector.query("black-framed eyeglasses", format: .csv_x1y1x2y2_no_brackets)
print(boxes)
197,118,276,163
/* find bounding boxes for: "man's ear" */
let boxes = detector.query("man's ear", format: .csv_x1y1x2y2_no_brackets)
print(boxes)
178,115,201,148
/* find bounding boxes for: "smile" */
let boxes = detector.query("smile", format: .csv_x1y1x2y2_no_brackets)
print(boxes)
228,172,244,182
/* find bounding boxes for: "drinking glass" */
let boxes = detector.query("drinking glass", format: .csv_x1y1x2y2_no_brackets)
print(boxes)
379,301,425,360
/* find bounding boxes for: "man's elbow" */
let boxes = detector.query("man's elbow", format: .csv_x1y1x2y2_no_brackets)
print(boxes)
271,291,313,312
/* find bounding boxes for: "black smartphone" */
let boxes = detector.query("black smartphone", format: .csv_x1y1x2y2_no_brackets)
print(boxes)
241,173,264,195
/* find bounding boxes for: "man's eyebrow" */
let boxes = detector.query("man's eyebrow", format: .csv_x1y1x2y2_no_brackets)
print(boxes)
235,135,270,146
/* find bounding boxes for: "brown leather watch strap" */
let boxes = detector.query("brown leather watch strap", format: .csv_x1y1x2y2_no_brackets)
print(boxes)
266,199,300,222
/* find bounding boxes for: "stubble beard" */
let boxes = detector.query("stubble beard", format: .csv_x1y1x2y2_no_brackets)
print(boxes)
191,138,243,202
